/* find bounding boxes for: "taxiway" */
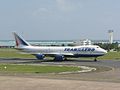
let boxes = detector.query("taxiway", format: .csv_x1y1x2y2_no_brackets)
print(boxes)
0,58,120,90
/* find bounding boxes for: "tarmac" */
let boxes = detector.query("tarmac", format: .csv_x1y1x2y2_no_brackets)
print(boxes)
0,58,120,90
0,76,120,90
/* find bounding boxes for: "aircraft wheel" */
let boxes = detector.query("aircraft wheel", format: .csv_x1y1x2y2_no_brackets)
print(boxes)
94,58,97,62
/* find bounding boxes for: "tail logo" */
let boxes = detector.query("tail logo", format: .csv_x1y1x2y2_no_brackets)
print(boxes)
14,32,29,46
15,36,20,46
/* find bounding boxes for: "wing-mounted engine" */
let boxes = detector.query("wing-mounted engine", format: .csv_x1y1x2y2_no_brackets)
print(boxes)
54,55,65,61
35,54,45,60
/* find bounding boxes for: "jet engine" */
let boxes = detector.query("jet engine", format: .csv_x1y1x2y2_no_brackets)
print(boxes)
54,55,64,61
35,54,45,60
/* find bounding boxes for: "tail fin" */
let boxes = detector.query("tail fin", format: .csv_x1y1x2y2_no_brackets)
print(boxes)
13,32,31,47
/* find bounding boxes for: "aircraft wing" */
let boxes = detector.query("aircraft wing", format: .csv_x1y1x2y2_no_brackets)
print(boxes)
20,52,74,56
45,53,74,56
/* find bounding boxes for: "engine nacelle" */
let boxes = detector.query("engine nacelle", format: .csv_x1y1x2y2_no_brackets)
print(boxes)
54,55,64,61
35,54,45,60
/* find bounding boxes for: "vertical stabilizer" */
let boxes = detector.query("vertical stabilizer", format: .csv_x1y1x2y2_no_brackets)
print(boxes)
13,32,30,47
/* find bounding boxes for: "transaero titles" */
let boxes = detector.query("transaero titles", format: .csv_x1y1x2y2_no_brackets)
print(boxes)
64,48,95,52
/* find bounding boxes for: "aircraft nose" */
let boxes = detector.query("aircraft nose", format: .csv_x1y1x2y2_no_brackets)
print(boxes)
103,49,107,54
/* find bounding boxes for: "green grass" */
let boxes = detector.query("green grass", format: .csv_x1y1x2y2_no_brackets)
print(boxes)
98,52,120,60
0,48,34,59
0,64,80,73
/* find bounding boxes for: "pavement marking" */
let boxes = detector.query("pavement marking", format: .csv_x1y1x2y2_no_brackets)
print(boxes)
58,66,96,74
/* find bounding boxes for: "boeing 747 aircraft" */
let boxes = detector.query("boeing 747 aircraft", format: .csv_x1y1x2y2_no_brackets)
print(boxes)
13,32,107,61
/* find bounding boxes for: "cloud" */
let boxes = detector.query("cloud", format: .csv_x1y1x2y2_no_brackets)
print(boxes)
56,0,83,12
33,7,50,16
56,0,74,11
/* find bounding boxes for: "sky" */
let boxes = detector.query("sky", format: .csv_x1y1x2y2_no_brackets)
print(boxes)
0,0,120,40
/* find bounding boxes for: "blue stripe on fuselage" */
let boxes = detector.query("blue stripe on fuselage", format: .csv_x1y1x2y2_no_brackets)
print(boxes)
65,54,104,58
73,54,104,57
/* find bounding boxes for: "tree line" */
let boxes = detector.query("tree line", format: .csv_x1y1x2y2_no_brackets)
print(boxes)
94,42,120,52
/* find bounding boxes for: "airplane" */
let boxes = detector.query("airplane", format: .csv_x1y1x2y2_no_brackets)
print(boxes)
13,32,107,61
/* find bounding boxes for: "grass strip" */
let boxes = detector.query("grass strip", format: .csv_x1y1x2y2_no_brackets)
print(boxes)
0,64,80,74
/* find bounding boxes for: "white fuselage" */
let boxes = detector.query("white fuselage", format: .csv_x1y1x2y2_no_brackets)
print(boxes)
17,45,107,57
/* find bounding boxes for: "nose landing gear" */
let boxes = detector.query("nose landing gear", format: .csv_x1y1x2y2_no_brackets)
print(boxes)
94,57,97,62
